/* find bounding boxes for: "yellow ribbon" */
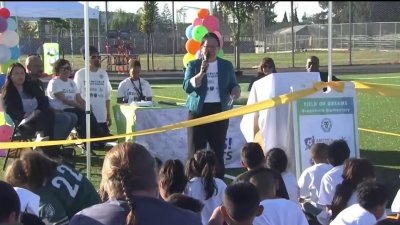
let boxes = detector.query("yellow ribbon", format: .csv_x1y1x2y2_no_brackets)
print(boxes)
0,81,398,149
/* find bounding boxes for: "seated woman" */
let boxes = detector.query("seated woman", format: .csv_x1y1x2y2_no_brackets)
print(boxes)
1,62,55,141
248,57,277,91
117,59,153,104
46,59,106,148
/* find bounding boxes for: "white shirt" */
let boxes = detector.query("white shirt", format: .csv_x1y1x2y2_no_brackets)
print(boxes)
47,77,79,110
298,163,333,206
74,68,112,123
392,189,400,213
330,204,376,225
318,165,344,206
253,198,309,225
14,187,40,216
117,77,153,104
184,177,226,225
203,61,220,103
282,171,300,203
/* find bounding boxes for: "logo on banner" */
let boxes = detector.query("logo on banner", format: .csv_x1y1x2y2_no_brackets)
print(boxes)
321,118,332,132
304,136,315,151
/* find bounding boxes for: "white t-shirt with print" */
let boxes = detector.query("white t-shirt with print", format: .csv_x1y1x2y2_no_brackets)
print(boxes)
184,177,227,225
74,68,112,123
298,163,333,206
47,77,78,110
330,203,377,225
253,198,309,225
318,165,344,206
204,61,220,103
117,77,153,104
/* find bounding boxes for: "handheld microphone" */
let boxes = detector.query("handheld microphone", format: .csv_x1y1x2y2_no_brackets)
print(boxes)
202,52,210,73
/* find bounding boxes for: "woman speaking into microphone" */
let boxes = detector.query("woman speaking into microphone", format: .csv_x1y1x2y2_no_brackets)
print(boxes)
183,32,241,179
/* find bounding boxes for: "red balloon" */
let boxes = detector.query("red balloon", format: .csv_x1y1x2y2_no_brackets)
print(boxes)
185,39,201,55
203,16,219,33
0,8,10,19
198,9,209,19
192,18,202,27
0,125,12,142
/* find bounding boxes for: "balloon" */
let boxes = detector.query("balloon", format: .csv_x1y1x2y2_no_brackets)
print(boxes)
192,18,202,27
0,17,7,32
182,53,196,68
203,16,219,33
0,125,13,142
0,8,10,19
192,25,208,42
198,9,209,19
195,49,202,59
0,74,5,90
10,46,20,60
185,39,201,55
185,25,194,40
217,49,224,58
1,59,15,74
213,31,224,49
0,30,19,48
6,18,16,31
0,44,11,64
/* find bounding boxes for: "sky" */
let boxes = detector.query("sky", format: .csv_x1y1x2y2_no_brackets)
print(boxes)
83,1,324,23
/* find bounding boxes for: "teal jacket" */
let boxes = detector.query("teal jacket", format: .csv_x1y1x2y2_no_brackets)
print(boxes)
183,57,240,114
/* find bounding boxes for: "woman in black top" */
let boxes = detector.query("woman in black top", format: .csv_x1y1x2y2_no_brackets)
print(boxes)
2,62,55,141
248,57,277,91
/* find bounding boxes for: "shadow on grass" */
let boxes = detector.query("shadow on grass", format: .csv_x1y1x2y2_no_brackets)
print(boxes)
361,149,400,206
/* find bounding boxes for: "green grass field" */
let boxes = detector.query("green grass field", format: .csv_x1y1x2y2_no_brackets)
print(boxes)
1,72,400,205
19,49,400,72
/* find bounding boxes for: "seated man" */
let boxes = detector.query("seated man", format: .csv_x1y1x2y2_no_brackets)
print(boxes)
117,59,153,103
306,56,340,82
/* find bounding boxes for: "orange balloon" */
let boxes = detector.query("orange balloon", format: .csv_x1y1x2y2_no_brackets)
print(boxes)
198,9,209,19
185,39,201,55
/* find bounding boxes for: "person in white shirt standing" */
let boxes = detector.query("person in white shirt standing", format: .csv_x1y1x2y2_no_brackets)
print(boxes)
74,46,113,146
117,59,153,104
331,180,388,225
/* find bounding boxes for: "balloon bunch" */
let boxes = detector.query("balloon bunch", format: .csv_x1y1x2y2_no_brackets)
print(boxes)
183,8,224,68
0,8,20,74
0,112,15,155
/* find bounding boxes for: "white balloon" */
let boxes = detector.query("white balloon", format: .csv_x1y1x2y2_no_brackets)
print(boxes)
0,30,19,48
0,44,11,64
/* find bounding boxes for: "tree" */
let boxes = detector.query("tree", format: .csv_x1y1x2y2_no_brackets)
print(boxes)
293,8,300,24
140,1,158,71
219,1,277,71
262,4,277,28
157,4,173,33
110,9,140,32
18,20,38,38
319,1,372,23
282,11,289,23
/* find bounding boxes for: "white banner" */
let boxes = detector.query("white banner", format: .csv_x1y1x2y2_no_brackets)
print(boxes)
115,105,246,168
291,82,360,178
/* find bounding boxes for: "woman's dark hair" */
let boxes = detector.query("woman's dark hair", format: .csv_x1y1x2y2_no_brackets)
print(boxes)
265,148,288,173
185,149,217,200
53,59,71,74
5,151,58,191
166,193,204,213
330,158,375,220
159,159,188,199
1,62,30,99
257,57,277,76
201,32,220,47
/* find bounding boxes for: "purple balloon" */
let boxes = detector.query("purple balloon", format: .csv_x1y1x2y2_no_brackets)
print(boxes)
0,17,7,32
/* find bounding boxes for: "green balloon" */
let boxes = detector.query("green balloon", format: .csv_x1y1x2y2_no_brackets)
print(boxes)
217,49,224,58
1,59,15,74
192,25,208,42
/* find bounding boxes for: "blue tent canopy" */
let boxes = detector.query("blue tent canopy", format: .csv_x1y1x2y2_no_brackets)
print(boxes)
5,1,99,19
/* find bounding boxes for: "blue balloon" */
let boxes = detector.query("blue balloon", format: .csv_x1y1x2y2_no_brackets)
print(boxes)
10,46,20,60
0,74,5,91
7,18,17,31
185,25,193,40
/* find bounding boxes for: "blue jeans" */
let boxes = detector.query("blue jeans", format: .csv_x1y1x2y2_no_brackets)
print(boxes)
53,112,78,140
